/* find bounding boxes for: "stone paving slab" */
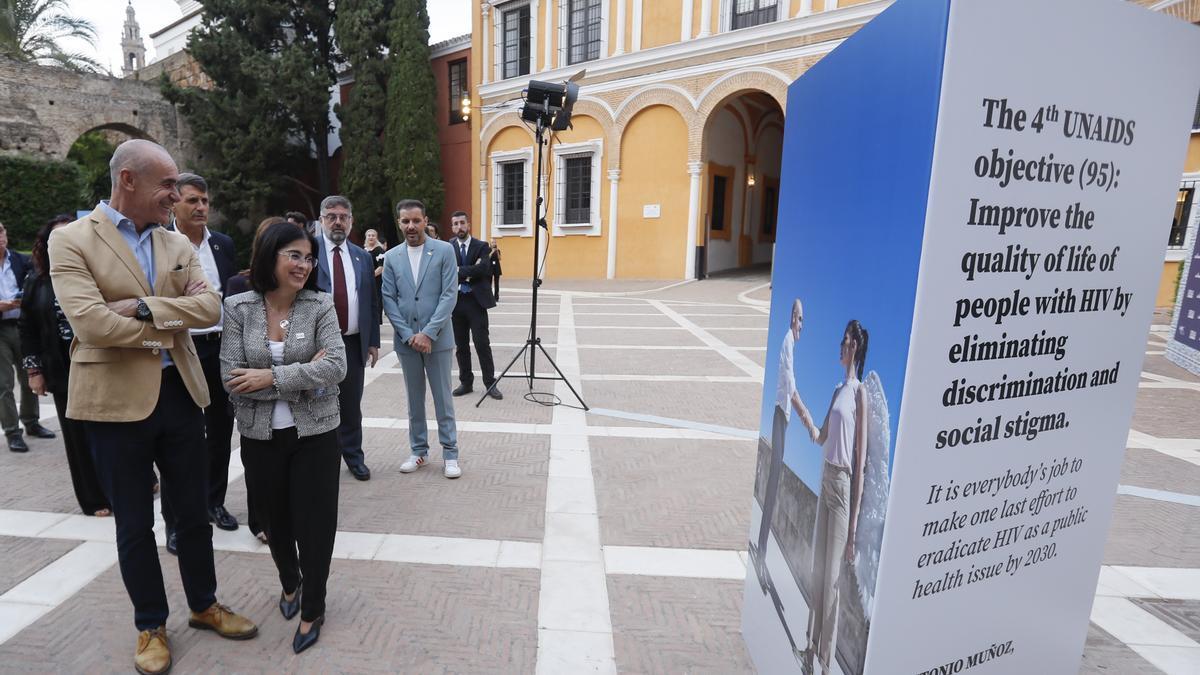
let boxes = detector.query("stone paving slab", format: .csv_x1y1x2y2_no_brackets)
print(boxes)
0,535,81,595
0,550,540,674
1079,624,1155,673
1120,448,1200,496
0,433,86,515
362,373,557,425
582,380,762,430
1132,598,1200,643
578,348,748,377
1131,388,1200,439
1103,495,1200,568
687,315,770,330
573,327,707,347
574,313,678,328
706,328,770,348
1140,354,1200,382
608,575,754,674
591,437,755,550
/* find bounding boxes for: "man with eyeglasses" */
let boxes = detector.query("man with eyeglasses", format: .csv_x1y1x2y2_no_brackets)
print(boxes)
313,196,380,481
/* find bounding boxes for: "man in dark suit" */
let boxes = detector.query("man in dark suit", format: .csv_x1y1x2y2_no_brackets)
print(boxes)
449,211,501,400
161,173,239,555
314,195,380,481
0,221,56,452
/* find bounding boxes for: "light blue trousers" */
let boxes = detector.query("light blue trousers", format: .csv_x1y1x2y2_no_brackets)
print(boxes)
396,348,458,460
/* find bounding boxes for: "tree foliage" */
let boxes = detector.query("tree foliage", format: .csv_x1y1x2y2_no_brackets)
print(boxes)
335,0,393,239
383,0,443,222
0,0,102,73
164,0,339,226
66,130,116,206
0,154,84,247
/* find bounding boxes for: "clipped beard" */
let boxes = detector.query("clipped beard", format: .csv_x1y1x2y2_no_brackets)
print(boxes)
328,229,347,245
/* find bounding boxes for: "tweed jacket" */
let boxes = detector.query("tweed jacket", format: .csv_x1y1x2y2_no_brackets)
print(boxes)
220,289,347,440
49,207,220,421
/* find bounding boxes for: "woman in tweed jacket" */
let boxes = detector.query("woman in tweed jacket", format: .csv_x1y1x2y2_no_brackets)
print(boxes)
220,222,346,654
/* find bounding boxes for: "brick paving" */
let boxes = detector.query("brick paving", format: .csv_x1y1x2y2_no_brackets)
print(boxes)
0,270,1196,673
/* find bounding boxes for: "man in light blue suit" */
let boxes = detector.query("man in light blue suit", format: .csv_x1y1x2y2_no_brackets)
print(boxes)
381,199,462,479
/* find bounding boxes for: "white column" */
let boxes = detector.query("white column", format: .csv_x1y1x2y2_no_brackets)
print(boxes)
531,0,541,71
632,0,643,51
479,179,490,241
684,161,702,280
826,0,838,11
606,169,620,279
614,0,627,55
680,0,693,42
699,0,712,37
544,0,555,70
798,0,813,18
481,5,491,84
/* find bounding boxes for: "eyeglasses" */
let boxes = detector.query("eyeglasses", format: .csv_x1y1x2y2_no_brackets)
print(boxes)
278,251,317,267
321,213,351,223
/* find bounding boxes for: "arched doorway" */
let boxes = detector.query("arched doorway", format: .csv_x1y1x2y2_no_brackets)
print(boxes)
699,90,784,276
67,124,156,206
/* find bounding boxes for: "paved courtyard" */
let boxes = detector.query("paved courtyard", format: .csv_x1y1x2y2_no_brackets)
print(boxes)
0,269,1196,673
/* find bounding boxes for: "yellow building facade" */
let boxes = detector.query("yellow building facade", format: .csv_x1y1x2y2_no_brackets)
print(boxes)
469,0,1200,284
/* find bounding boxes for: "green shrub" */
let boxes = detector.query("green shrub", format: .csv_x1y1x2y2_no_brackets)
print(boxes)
0,155,87,248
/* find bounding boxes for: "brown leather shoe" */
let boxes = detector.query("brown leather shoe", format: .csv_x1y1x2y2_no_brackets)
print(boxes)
134,626,171,675
188,602,259,640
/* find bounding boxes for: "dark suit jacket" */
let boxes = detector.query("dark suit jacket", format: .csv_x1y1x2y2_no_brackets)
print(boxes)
165,226,238,299
314,235,381,364
452,237,497,310
4,249,32,294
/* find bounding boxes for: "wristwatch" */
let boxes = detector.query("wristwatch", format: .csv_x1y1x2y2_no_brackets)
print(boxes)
135,299,152,321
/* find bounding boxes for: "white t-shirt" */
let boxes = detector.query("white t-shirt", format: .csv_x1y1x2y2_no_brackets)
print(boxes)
822,378,861,469
189,227,223,335
269,341,295,430
407,243,425,286
775,328,797,419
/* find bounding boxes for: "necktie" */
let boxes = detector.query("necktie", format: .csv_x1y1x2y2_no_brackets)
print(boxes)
332,245,348,334
458,242,467,264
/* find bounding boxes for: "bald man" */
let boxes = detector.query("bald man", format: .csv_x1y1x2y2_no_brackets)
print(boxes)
50,140,257,675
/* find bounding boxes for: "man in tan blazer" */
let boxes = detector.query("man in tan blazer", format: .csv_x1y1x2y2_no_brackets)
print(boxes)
49,140,257,675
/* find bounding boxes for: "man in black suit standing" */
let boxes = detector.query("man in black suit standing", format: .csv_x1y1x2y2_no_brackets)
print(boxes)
315,195,380,481
0,221,56,452
163,173,240,553
449,212,501,400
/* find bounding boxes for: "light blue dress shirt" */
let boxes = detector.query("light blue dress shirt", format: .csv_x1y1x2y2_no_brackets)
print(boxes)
98,201,171,368
0,252,21,320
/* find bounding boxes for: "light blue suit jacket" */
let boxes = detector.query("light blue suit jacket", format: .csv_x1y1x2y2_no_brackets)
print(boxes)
381,238,458,354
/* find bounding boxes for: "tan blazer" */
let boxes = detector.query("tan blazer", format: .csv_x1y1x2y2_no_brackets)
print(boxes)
49,207,221,422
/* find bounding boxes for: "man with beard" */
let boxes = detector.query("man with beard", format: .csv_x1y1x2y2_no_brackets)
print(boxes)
314,196,379,481
381,199,462,478
161,173,239,555
447,211,500,400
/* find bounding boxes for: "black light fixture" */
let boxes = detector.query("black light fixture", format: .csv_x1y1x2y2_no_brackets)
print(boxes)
520,71,584,131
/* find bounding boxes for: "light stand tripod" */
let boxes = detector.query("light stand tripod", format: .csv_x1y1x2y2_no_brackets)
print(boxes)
477,107,588,410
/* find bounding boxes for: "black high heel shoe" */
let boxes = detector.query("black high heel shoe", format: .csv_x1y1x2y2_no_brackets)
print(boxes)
292,615,323,654
279,585,301,620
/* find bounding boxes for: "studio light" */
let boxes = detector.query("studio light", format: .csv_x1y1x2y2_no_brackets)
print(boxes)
520,71,584,131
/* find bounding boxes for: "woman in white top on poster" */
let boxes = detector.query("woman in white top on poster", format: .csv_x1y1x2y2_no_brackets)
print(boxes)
796,319,870,674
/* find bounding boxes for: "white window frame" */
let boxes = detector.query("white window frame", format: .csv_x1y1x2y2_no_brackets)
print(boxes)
718,0,785,33
491,147,535,238
557,0,609,69
551,138,603,236
493,0,537,82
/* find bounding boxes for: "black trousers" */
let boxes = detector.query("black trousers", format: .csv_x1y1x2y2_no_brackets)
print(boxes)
52,392,109,515
241,427,339,622
337,335,366,469
452,293,495,387
162,335,236,529
86,367,217,631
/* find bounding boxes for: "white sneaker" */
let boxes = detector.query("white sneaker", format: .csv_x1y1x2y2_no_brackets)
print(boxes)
444,459,462,479
399,455,426,473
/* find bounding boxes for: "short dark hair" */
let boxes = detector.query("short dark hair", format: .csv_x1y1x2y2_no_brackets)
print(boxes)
450,211,468,221
395,199,426,216
32,214,74,277
176,173,208,194
285,211,307,224
250,221,320,294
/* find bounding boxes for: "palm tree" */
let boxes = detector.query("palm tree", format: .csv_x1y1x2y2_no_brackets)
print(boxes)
0,0,103,73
